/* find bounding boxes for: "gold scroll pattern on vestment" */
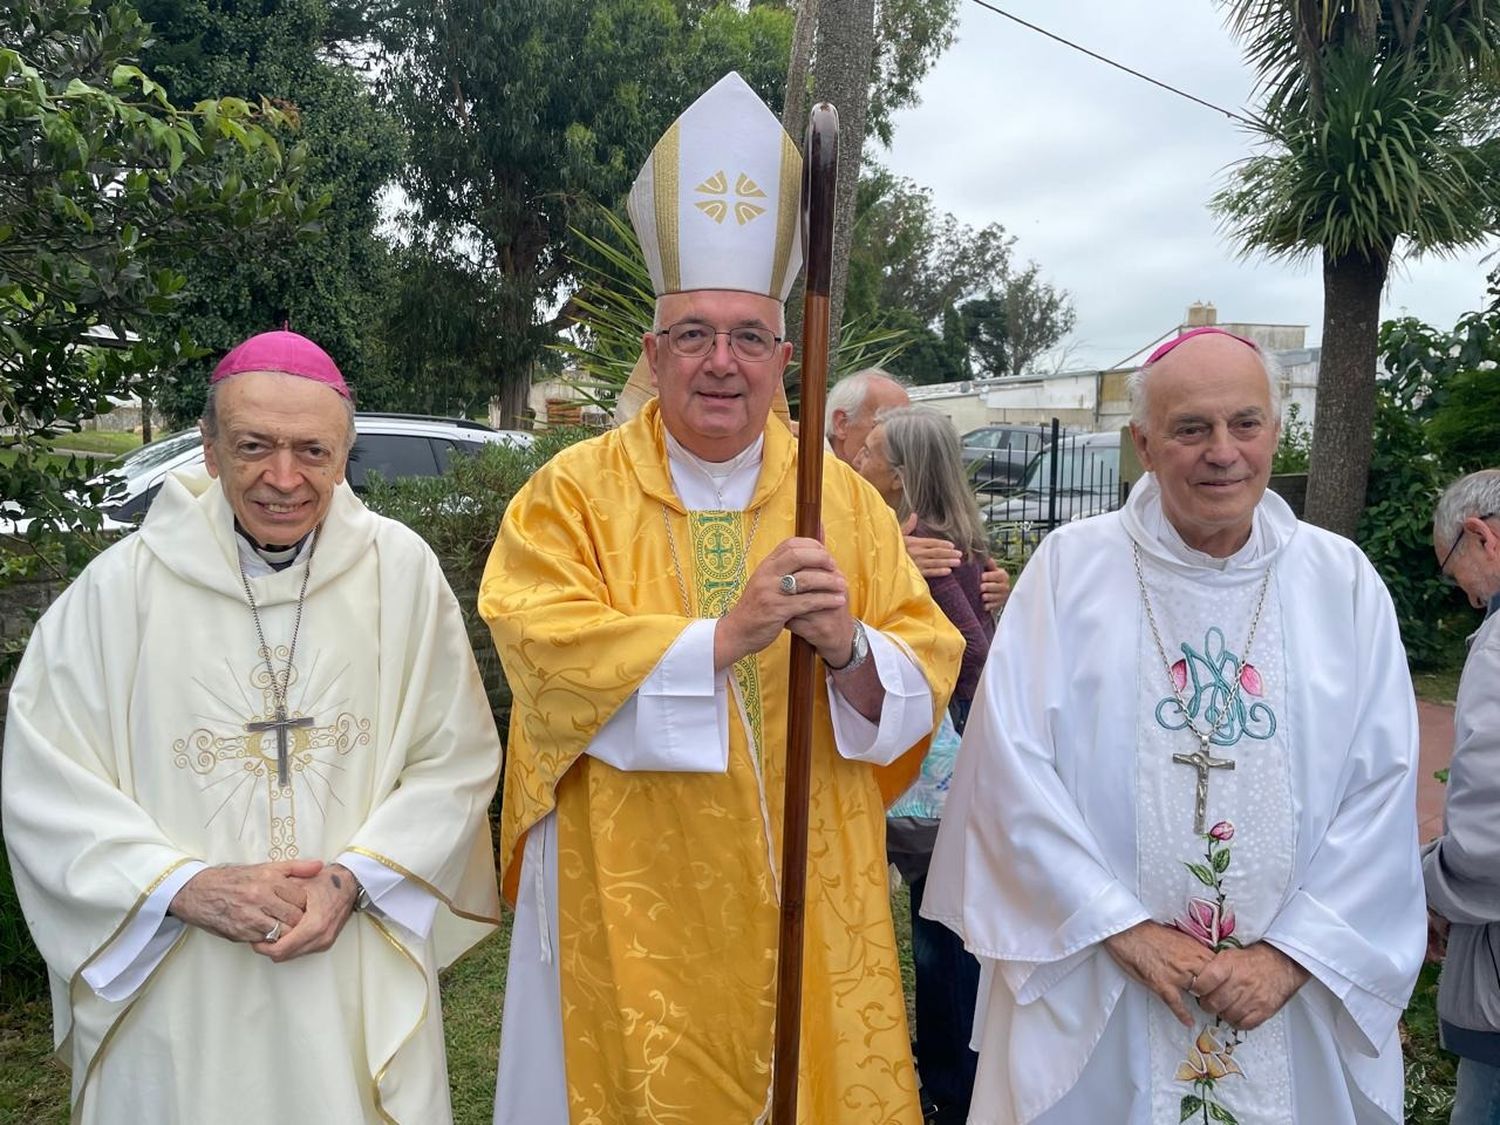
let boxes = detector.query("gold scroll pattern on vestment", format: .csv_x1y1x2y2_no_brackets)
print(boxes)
172,648,372,860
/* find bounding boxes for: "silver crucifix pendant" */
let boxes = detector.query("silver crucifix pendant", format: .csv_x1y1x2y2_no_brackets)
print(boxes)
1172,733,1236,834
245,708,315,788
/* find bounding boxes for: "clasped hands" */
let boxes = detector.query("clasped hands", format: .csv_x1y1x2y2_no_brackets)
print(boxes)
1104,920,1309,1031
168,859,360,963
714,537,857,670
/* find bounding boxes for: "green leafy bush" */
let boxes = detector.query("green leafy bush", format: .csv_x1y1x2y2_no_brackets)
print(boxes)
1357,325,1472,669
361,429,592,735
1271,402,1311,473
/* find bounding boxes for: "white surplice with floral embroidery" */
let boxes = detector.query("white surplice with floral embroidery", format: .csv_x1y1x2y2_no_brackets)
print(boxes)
1134,549,1294,1125
922,474,1427,1125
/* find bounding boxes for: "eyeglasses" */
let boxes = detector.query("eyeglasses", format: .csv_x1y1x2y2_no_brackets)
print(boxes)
656,321,782,362
1438,512,1497,584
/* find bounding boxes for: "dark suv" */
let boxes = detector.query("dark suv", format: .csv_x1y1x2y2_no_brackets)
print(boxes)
961,424,1051,492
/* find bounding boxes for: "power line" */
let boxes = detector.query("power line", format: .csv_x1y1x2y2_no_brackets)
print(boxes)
966,0,1261,129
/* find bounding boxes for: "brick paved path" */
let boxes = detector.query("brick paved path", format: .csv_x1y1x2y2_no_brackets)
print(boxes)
1417,700,1456,844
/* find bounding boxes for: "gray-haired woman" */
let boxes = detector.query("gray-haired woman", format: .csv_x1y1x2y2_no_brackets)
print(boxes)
856,403,992,1124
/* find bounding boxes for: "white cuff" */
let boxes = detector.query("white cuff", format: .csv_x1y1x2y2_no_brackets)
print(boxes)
826,624,935,766
338,852,439,940
587,619,729,773
82,860,206,1002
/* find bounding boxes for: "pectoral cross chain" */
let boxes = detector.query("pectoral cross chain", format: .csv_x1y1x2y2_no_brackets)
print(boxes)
1173,734,1235,834
245,709,315,788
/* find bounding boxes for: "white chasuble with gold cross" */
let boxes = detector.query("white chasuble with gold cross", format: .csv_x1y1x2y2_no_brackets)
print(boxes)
923,475,1427,1125
2,471,501,1125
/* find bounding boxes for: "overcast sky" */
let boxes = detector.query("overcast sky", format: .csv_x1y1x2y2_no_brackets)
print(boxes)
882,0,1499,370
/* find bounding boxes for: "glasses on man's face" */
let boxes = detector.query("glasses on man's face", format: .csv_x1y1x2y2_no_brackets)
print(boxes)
657,321,781,363
1438,512,1497,585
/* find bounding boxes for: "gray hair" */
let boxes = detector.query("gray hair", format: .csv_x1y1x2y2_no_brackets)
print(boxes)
1127,338,1284,427
200,372,357,452
651,298,786,337
1433,469,1500,550
826,367,906,430
875,404,989,559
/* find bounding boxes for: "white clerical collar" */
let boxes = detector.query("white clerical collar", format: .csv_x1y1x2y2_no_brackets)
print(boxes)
235,528,314,578
664,430,764,512
1150,503,1266,571
1123,473,1282,573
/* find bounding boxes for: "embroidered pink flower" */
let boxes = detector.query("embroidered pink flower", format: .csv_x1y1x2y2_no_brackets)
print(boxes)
1209,821,1235,842
1174,1026,1245,1083
1175,897,1237,947
1238,662,1263,696
1171,658,1188,693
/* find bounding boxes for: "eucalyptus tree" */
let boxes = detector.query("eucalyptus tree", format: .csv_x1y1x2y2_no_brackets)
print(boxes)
1216,0,1500,536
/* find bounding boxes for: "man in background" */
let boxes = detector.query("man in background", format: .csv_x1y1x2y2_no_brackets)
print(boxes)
1425,469,1500,1125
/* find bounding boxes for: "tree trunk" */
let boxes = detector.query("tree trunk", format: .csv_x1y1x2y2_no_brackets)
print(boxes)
811,0,876,358
1302,248,1388,538
781,0,818,140
494,365,530,429
139,388,153,444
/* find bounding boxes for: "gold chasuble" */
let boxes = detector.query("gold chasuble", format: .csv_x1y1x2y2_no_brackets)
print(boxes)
480,401,962,1124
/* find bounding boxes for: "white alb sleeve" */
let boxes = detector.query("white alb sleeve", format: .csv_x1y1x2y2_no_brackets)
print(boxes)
337,851,439,940
81,859,206,1002
826,624,935,766
586,619,730,773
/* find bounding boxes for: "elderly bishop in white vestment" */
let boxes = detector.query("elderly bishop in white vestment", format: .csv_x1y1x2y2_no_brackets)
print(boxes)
2,332,501,1124
925,328,1425,1125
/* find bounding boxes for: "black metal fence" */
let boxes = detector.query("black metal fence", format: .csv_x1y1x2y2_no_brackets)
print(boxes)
970,418,1124,565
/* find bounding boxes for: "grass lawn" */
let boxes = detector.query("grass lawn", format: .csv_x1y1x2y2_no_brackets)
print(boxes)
0,895,1458,1124
0,433,141,476
44,432,141,458
1413,666,1464,705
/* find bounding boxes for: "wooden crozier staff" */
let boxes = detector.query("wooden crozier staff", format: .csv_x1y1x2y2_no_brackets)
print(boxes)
770,99,840,1125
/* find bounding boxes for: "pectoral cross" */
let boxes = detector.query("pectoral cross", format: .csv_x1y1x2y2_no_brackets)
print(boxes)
1173,734,1235,834
245,708,315,788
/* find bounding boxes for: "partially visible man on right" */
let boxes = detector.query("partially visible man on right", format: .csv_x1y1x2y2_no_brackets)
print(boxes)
1425,469,1500,1125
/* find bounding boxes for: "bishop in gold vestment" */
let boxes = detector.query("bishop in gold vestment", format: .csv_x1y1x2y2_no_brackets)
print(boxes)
480,72,963,1125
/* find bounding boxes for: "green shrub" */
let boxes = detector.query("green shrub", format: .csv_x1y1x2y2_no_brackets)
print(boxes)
361,428,593,737
1356,387,1469,668
0,843,47,1004
1427,364,1500,473
1358,321,1478,670
1271,402,1311,473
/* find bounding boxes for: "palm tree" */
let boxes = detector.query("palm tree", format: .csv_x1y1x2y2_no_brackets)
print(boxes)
1215,1,1500,537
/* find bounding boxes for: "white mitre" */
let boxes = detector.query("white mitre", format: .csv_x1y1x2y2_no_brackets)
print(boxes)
628,71,804,300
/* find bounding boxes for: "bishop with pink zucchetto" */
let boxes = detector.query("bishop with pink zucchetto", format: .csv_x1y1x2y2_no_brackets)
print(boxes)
2,329,502,1123
924,327,1425,1123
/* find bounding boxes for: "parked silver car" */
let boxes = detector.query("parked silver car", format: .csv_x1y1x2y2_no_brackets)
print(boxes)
982,431,1123,550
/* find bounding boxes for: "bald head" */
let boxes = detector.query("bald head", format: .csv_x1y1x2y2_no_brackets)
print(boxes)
1128,332,1282,427
1128,332,1282,557
827,368,910,465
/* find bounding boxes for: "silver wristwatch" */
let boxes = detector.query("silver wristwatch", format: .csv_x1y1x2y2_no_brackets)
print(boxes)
829,620,870,673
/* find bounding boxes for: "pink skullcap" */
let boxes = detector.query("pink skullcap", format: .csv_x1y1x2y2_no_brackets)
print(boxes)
211,331,351,399
1145,326,1259,367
